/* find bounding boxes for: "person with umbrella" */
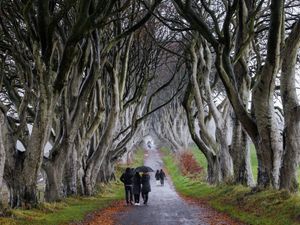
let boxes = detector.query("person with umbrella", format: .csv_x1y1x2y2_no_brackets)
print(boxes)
134,166,153,205
135,166,154,173
132,171,141,205
141,172,151,205
120,167,134,205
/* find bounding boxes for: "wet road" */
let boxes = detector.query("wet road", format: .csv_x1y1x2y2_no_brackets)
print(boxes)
115,148,208,225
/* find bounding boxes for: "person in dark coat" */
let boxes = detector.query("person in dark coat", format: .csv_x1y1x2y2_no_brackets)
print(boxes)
120,167,133,205
132,172,141,205
155,170,160,186
141,172,151,205
159,169,166,186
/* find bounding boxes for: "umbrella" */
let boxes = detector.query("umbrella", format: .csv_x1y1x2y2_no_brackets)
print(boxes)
134,166,154,173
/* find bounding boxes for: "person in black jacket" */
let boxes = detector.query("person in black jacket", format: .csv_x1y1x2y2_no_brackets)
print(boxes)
120,167,133,205
132,172,141,205
155,170,160,186
159,169,166,186
141,172,151,205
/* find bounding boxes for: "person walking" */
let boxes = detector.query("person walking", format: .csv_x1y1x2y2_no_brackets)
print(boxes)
159,169,166,186
141,172,151,205
132,172,141,205
155,170,160,186
120,167,134,205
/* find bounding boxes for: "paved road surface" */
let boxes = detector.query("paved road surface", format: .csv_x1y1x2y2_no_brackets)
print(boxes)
115,148,208,225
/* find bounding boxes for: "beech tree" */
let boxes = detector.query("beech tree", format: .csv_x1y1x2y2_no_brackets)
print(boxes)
172,0,300,190
0,111,5,201
181,34,233,183
279,20,300,192
152,99,192,152
1,0,299,211
0,0,162,206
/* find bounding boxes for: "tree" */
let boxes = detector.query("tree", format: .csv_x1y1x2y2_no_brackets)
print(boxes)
0,0,162,205
171,0,299,190
182,34,234,183
0,111,6,203
279,20,300,192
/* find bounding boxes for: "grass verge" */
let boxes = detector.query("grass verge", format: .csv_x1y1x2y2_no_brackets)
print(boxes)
0,148,144,225
161,147,300,225
191,145,300,187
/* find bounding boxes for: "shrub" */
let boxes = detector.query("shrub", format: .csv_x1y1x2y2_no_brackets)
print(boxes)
178,151,203,177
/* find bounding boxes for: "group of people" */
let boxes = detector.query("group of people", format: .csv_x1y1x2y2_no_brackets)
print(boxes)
120,167,151,205
120,167,166,206
155,169,166,186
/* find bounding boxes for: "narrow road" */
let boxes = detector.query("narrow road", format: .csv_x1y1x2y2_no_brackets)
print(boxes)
115,148,208,225
79,148,245,225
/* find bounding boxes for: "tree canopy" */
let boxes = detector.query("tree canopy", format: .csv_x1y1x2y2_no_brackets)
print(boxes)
0,0,299,208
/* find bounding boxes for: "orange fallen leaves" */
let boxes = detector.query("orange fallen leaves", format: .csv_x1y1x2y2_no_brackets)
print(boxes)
81,201,130,225
178,151,203,176
182,196,245,225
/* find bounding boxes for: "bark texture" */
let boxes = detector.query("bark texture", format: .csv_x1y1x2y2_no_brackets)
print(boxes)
279,20,300,192
0,112,6,202
253,0,284,188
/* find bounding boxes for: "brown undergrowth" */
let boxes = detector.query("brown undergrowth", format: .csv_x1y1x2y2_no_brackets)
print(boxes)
182,195,246,225
69,200,130,225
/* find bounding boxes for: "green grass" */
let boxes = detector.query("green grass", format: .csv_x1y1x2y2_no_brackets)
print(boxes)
0,148,145,225
190,144,300,187
0,183,123,225
191,146,208,171
190,144,258,180
162,147,300,225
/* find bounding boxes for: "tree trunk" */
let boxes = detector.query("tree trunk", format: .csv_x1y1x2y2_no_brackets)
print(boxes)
77,163,85,196
43,161,64,202
83,160,98,196
280,124,300,192
6,175,37,208
11,48,56,207
97,156,115,183
83,142,114,195
7,179,21,208
9,184,19,208
74,141,86,196
253,76,283,189
279,20,300,192
8,107,53,207
231,117,254,186
83,65,120,195
64,149,78,195
43,137,76,201
253,0,284,188
219,145,233,182
206,153,222,184
215,122,233,182
0,112,6,202
229,0,254,187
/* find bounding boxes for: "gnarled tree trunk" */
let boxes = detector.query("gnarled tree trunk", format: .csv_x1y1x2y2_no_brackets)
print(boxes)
253,0,284,188
206,153,222,184
83,63,120,195
16,91,53,207
0,112,6,203
230,0,254,187
97,155,116,183
64,149,78,195
43,161,64,202
231,117,254,186
279,20,300,192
